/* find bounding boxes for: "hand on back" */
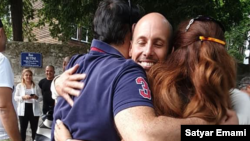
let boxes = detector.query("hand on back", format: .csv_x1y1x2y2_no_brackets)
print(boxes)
55,64,86,106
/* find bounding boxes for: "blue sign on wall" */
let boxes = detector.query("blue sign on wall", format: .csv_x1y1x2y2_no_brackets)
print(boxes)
21,52,42,68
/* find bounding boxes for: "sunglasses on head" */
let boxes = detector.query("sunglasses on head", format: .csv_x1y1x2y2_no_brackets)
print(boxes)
185,15,225,32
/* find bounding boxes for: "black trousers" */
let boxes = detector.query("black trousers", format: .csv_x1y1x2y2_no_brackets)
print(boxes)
19,103,39,141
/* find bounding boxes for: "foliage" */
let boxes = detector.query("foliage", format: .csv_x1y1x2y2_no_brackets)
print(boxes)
228,49,245,63
1,18,13,40
224,0,250,62
38,0,98,42
23,0,37,41
0,0,36,41
0,0,10,19
38,0,247,42
0,0,12,39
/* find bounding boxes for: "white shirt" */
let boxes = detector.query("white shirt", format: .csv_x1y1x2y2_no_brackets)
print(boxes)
14,83,43,116
230,88,250,124
0,53,15,139
24,88,35,103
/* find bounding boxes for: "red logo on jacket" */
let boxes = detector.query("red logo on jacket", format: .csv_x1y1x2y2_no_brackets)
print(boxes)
136,77,151,100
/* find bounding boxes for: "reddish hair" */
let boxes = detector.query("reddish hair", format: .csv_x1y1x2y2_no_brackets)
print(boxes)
148,18,236,124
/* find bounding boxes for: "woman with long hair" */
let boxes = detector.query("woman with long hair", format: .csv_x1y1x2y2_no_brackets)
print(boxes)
14,69,42,141
148,15,236,124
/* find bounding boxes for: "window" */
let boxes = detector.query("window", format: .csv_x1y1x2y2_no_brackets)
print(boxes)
71,25,89,43
71,25,78,40
81,27,89,43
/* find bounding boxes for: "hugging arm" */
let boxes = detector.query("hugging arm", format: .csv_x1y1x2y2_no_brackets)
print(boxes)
54,120,84,141
51,64,86,106
115,106,207,141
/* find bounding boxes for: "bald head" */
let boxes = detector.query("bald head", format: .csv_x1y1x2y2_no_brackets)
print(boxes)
63,56,71,71
133,13,172,43
129,12,173,71
45,65,55,80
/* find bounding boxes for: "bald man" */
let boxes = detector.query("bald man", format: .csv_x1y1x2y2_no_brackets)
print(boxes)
39,65,55,115
52,12,173,106
63,56,71,72
130,12,172,71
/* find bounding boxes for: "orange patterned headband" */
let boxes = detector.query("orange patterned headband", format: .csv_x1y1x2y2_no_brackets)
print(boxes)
199,36,226,46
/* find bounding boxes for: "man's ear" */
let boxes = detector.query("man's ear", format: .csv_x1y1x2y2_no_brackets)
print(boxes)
132,23,136,33
129,40,132,58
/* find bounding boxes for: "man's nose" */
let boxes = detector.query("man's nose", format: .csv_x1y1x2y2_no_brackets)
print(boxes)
143,43,154,57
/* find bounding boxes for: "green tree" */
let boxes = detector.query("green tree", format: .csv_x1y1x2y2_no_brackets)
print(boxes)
0,0,36,41
38,0,98,42
1,18,13,40
10,0,23,41
225,0,250,62
39,0,247,42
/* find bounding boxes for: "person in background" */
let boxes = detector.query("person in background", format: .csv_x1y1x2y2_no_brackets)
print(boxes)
0,19,22,141
238,76,250,96
52,57,71,103
230,76,250,124
39,65,55,115
14,69,42,141
63,56,71,72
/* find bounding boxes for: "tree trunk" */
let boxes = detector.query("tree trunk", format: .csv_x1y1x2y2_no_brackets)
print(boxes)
10,0,23,41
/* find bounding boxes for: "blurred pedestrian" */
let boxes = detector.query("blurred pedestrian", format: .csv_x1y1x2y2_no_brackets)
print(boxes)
238,76,250,96
63,56,71,72
39,65,55,115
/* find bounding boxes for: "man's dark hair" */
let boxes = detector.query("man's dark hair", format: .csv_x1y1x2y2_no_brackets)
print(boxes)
0,19,3,28
93,0,143,45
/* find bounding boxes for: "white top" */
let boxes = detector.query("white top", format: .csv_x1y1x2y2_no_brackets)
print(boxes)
51,75,60,102
230,88,250,124
14,83,43,116
24,88,35,103
0,53,15,139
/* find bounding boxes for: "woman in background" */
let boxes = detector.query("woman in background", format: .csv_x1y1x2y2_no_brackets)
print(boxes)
14,69,42,141
148,15,236,124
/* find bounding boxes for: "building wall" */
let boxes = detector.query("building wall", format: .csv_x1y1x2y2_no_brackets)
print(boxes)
29,0,62,44
3,41,89,85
